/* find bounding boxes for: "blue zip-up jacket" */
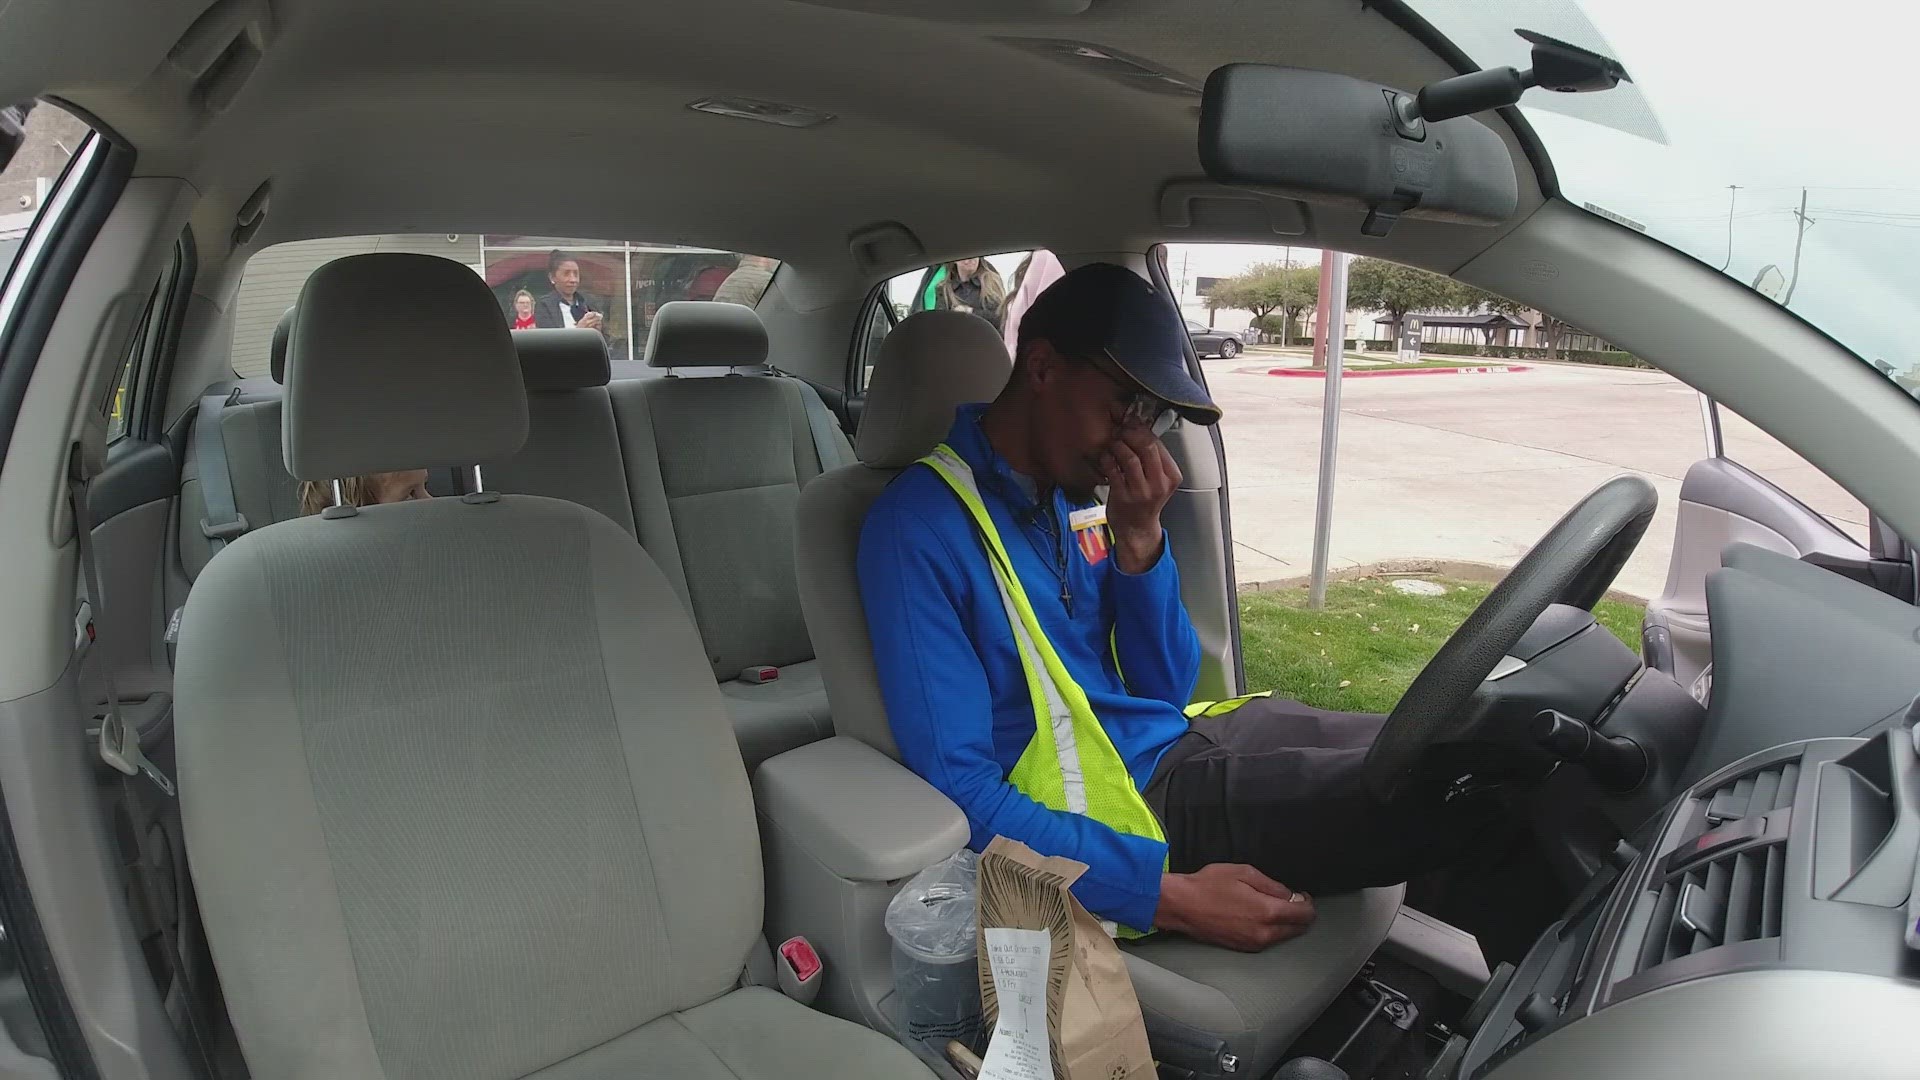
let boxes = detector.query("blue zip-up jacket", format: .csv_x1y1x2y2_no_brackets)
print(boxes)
857,405,1200,930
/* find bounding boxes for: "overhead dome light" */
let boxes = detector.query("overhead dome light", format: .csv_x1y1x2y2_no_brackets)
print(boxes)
689,97,835,129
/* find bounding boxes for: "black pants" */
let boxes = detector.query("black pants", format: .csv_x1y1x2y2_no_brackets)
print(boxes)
1143,697,1490,896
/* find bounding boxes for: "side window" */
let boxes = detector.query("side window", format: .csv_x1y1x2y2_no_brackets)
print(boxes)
104,354,135,441
103,239,187,443
0,102,94,282
855,291,893,393
860,250,1048,388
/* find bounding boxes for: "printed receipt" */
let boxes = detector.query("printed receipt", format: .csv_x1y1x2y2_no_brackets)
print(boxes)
977,927,1053,1080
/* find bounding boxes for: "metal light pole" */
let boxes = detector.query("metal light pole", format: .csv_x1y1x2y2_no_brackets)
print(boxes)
1308,251,1350,611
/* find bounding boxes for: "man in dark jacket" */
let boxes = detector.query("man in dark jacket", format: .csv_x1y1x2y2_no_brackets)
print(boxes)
533,249,606,335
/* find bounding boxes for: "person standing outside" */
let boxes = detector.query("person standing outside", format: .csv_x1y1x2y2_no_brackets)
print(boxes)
915,257,1008,331
533,250,606,336
509,289,537,330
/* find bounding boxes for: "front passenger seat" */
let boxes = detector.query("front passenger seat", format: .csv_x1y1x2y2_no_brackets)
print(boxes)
174,253,929,1079
796,311,1403,1080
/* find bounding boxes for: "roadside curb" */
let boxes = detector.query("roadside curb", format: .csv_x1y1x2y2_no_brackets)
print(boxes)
1264,364,1532,379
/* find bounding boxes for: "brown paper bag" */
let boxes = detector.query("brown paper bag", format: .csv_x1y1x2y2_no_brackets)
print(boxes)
976,836,1154,1080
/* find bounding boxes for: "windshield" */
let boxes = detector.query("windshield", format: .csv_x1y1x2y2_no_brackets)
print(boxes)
1412,0,1917,392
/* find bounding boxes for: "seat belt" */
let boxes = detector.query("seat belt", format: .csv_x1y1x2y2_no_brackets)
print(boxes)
792,379,850,473
194,388,247,555
69,444,237,1077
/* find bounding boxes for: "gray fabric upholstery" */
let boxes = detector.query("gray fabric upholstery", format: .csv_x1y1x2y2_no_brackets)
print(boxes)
796,314,1401,1074
1122,886,1407,1079
854,311,1011,468
717,659,834,768
177,398,298,580
611,375,829,678
528,987,927,1080
177,496,770,1080
481,387,638,536
269,306,294,384
796,464,902,758
284,253,527,480
643,301,769,369
512,327,611,390
798,310,1011,757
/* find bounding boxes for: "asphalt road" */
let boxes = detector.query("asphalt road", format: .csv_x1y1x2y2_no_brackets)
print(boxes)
1205,353,1868,600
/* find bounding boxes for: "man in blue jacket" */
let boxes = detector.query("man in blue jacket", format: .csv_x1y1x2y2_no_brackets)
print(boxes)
859,263,1475,951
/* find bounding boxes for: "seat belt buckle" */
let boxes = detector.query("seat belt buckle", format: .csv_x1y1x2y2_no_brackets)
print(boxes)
97,711,175,797
199,513,249,541
73,600,94,654
740,665,780,685
775,936,823,1006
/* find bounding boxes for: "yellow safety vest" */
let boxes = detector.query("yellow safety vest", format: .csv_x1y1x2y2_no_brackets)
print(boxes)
920,444,1167,935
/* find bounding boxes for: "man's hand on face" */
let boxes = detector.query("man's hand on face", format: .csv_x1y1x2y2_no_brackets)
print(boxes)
1157,865,1316,952
1100,424,1182,573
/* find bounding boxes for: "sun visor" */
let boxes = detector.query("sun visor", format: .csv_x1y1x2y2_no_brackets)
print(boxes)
1200,64,1520,236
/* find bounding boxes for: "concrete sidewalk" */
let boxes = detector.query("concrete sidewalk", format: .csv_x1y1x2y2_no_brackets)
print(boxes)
1205,358,1867,601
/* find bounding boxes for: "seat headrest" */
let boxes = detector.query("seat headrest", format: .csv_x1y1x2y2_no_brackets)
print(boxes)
283,253,528,482
856,311,1011,469
643,301,768,368
268,306,295,384
512,328,611,390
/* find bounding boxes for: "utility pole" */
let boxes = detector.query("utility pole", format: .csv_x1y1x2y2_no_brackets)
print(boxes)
1308,251,1350,611
1179,250,1190,301
1717,184,1740,271
1784,188,1814,305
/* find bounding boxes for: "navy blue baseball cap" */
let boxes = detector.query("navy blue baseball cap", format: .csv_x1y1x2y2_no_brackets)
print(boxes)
1018,262,1223,426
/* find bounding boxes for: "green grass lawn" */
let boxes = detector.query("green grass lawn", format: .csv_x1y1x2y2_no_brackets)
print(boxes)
1239,578,1645,714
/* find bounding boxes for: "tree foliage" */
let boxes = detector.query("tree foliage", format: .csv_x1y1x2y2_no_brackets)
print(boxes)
1208,263,1318,345
1345,258,1472,339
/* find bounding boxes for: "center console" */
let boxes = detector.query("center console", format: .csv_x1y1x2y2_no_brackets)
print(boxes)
1435,729,1920,1079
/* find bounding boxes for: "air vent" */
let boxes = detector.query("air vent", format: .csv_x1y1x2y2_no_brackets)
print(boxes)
1670,759,1800,853
1635,844,1784,975
1703,760,1800,827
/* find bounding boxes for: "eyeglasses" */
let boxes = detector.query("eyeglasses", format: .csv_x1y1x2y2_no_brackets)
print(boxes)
1086,352,1177,436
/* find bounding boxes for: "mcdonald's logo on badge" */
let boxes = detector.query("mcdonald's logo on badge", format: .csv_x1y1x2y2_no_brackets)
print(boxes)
1069,504,1110,566
1076,526,1110,566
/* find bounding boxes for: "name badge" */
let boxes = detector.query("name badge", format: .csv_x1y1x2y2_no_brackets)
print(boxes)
1068,505,1107,532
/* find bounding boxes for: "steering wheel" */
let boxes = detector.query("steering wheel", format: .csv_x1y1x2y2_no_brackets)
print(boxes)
1363,474,1659,800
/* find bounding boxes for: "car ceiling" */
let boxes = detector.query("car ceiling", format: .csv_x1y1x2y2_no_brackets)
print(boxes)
0,0,1548,279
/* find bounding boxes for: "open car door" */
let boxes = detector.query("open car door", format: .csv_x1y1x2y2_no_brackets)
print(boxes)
1644,396,1914,694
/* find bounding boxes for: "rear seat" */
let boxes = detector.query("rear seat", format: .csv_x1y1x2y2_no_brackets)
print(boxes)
480,328,637,532
177,298,849,768
606,302,852,767
175,308,299,581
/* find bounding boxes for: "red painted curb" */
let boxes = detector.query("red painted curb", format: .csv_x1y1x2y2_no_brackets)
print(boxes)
1265,364,1532,379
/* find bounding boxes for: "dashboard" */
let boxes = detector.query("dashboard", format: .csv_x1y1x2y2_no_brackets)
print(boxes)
1434,727,1920,1079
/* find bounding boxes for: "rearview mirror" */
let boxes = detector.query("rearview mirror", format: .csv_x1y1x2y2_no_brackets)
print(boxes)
1199,65,1519,236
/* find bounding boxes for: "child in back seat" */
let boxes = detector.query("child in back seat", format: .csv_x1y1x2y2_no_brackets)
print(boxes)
298,470,431,515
